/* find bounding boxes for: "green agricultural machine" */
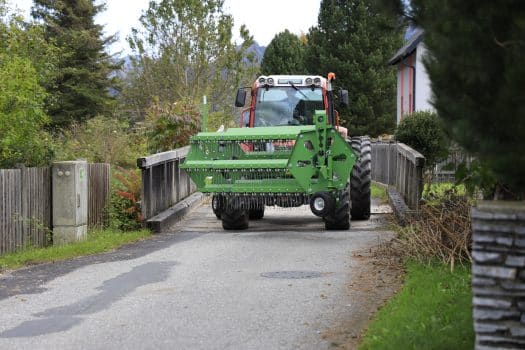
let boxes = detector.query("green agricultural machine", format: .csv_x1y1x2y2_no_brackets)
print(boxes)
181,74,371,230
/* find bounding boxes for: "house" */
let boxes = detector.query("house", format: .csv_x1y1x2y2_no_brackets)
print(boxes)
388,28,434,124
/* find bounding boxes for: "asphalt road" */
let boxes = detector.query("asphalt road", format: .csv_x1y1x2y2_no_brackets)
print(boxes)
0,201,394,350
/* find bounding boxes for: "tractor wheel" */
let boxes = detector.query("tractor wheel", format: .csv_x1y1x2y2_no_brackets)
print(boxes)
221,196,249,230
249,207,265,220
221,209,249,230
324,186,350,230
350,136,371,220
211,195,223,219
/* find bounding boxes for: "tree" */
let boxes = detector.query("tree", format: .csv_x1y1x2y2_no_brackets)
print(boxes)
32,0,120,128
261,30,306,75
382,0,525,197
125,0,257,123
0,3,53,167
305,0,402,137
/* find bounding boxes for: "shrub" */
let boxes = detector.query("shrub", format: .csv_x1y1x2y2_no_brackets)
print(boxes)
0,55,54,168
106,166,143,231
145,98,200,153
206,110,236,132
395,110,449,170
54,116,147,166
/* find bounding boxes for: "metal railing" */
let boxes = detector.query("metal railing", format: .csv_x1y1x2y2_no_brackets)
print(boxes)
137,146,196,220
371,141,425,210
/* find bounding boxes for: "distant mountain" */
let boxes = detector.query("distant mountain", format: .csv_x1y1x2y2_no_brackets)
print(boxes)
248,41,266,62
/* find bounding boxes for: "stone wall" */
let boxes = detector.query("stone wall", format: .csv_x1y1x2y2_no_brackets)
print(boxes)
471,201,525,349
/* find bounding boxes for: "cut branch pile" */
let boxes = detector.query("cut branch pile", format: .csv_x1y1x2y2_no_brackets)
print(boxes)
391,192,472,269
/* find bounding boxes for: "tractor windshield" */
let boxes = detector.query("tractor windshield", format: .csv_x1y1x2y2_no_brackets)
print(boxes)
254,86,324,127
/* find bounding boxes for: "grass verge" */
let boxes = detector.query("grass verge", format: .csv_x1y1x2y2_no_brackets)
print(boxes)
371,182,388,202
0,229,151,272
359,260,474,350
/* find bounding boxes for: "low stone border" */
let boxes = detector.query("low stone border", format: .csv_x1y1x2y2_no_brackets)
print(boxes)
387,187,412,225
471,200,525,349
146,192,204,233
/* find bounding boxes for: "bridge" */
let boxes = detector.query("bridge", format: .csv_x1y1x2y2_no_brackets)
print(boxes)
137,141,425,231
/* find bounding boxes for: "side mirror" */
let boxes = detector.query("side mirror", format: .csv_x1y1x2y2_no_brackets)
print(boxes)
235,88,247,107
339,90,349,107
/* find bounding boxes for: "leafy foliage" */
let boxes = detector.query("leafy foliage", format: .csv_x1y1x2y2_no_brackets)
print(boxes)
305,0,402,137
0,7,54,167
261,30,306,75
32,0,121,128
107,167,143,231
395,110,449,170
206,110,237,132
381,0,525,197
54,116,147,166
125,0,258,123
455,160,498,200
144,98,201,153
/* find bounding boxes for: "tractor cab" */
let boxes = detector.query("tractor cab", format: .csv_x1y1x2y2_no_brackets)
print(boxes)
235,75,348,129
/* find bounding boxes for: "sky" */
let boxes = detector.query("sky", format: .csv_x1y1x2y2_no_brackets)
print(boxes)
9,0,322,54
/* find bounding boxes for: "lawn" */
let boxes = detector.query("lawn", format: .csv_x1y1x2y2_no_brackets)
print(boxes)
371,182,388,202
0,229,151,272
359,261,474,350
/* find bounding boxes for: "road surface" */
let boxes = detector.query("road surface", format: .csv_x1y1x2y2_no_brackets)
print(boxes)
0,200,394,350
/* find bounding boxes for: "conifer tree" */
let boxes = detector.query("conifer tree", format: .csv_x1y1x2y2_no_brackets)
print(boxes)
382,0,525,196
305,0,402,136
261,30,306,75
32,0,120,128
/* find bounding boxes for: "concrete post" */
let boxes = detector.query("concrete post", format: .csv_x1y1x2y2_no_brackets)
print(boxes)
52,161,88,245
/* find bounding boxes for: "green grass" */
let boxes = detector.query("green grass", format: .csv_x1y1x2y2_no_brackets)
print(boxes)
359,261,474,350
371,182,388,202
0,229,151,272
423,182,466,198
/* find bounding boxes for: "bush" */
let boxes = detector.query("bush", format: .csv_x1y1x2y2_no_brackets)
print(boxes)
0,55,54,168
106,167,143,231
395,110,449,170
206,110,237,132
54,116,147,166
145,98,200,153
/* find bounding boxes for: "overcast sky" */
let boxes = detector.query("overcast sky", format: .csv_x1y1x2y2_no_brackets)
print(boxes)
10,0,321,54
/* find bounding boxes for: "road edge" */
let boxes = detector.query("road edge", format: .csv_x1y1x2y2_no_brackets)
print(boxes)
146,192,204,233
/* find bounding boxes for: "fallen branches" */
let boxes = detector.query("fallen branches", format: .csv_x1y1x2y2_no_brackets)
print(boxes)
390,191,472,269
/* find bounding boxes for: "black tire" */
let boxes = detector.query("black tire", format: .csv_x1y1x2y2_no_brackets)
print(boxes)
249,207,265,220
309,191,335,217
221,196,249,230
221,209,249,230
324,186,350,230
350,136,371,220
211,195,223,219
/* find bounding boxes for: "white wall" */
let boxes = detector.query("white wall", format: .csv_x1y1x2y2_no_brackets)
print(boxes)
396,68,402,124
414,44,434,112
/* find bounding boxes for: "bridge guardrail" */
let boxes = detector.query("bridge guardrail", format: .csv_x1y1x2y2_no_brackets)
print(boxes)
137,146,196,220
371,141,425,210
